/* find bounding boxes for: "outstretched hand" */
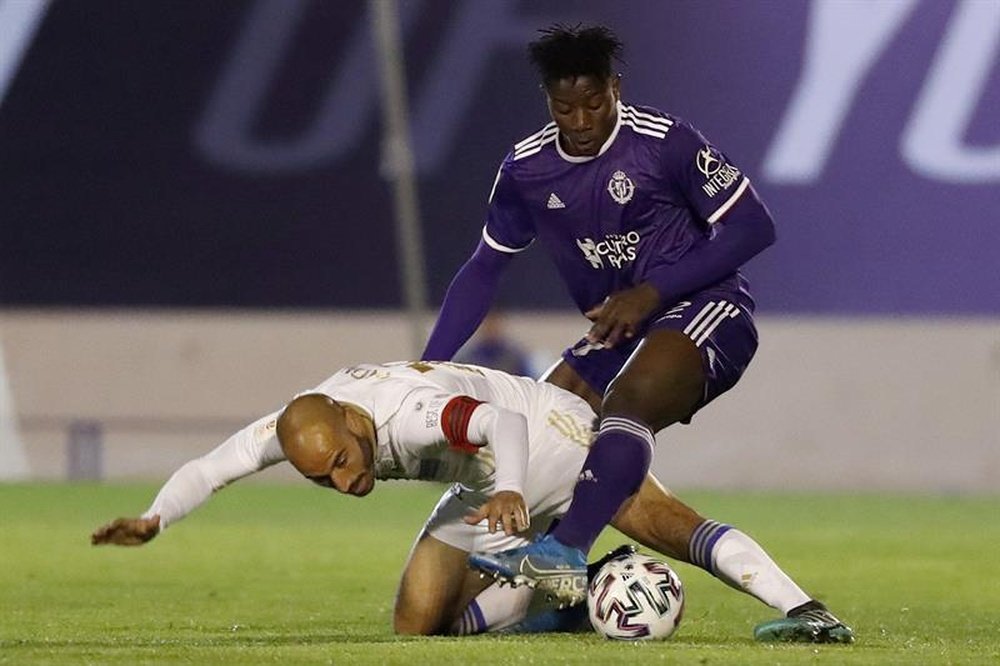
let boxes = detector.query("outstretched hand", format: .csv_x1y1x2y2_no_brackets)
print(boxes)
464,490,530,536
585,283,661,348
91,515,161,546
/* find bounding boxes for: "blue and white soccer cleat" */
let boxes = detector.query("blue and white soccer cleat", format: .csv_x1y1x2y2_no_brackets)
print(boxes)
500,543,640,634
469,534,588,607
753,600,855,644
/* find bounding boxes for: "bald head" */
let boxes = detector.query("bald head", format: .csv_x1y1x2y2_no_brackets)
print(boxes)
276,393,376,496
276,394,342,469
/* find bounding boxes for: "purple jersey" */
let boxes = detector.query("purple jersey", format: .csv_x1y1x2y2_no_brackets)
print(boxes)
483,102,753,313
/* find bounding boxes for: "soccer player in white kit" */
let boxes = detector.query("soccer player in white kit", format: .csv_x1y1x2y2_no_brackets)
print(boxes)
93,360,599,634
93,361,847,639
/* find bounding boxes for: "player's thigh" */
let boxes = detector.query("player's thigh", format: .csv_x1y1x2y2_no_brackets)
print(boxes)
395,531,487,635
610,475,704,562
541,360,603,414
555,336,635,404
642,293,759,422
396,484,539,634
603,329,705,430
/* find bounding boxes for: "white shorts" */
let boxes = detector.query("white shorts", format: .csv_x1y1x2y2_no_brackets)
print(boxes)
424,387,594,553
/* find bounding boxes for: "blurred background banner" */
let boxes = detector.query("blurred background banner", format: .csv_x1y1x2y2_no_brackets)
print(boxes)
2,0,996,312
0,0,997,489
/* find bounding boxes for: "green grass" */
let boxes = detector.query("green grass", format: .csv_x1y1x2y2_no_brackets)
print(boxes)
2,483,999,664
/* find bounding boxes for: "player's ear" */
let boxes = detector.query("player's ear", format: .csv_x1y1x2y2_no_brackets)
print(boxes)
611,73,621,101
342,406,368,436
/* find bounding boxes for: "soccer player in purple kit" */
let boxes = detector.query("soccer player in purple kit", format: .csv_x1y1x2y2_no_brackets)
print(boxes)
423,25,854,643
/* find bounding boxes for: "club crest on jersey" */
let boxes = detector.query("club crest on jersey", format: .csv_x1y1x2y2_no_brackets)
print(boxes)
607,170,635,205
696,145,742,198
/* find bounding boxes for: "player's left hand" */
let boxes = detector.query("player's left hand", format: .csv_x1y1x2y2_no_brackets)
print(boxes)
585,282,661,348
464,490,530,535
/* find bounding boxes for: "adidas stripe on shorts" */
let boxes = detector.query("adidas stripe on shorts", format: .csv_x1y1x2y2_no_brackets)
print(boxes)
561,284,759,420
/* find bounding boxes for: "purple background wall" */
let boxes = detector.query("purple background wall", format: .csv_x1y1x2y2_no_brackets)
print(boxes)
1,0,997,312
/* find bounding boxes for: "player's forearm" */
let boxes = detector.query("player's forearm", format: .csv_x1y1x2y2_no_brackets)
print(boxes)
466,405,528,495
142,413,284,530
422,240,512,361
141,459,220,530
644,190,775,303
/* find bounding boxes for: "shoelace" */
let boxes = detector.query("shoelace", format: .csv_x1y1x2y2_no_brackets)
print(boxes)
794,609,842,627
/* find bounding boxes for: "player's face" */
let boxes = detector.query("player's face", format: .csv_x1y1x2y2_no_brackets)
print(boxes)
288,409,376,497
545,74,620,157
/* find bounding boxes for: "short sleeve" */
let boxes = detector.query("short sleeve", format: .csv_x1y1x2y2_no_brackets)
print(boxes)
661,122,752,225
482,156,536,253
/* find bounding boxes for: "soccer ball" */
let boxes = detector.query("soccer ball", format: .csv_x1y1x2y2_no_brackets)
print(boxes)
587,551,685,640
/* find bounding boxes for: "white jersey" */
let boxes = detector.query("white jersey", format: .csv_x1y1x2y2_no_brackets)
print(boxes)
319,361,590,489
144,361,596,530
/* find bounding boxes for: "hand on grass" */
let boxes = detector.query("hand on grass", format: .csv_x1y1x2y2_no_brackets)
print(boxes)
91,515,161,546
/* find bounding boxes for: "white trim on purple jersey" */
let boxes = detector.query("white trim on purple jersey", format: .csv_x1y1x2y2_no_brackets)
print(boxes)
513,122,558,161
482,226,532,254
481,101,757,313
553,104,624,163
707,177,750,224
619,103,673,139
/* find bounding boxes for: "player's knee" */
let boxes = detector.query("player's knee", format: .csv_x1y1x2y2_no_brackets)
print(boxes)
393,606,446,636
600,330,705,426
614,481,705,561
392,618,434,636
602,372,700,429
393,586,451,636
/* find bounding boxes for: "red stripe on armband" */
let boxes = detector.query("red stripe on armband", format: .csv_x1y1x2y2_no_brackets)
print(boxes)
441,396,485,454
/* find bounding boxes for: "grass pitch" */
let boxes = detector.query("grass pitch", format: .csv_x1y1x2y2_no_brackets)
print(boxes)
1,482,998,664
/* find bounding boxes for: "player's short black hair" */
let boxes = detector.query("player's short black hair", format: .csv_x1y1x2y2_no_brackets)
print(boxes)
527,24,624,86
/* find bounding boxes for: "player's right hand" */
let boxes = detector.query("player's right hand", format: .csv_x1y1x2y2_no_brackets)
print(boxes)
585,282,661,348
464,491,530,536
91,515,161,546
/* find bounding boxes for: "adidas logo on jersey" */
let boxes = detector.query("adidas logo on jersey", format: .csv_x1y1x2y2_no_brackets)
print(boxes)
546,193,566,209
578,469,597,482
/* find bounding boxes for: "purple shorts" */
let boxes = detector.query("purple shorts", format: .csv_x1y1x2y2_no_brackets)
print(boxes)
561,286,759,420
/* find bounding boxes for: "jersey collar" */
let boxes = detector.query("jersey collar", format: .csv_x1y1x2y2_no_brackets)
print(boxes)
555,101,624,164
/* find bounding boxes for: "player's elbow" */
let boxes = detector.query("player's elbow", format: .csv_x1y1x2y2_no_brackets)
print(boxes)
750,195,777,250
759,213,776,250
727,189,776,253
738,206,776,257
469,238,514,272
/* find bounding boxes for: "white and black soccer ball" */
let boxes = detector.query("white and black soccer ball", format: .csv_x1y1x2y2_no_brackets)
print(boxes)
587,551,685,640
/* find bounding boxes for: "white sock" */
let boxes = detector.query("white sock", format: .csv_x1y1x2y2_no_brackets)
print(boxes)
450,583,534,635
690,520,811,614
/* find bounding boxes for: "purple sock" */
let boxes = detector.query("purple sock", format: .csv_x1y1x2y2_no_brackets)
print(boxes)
552,415,654,553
